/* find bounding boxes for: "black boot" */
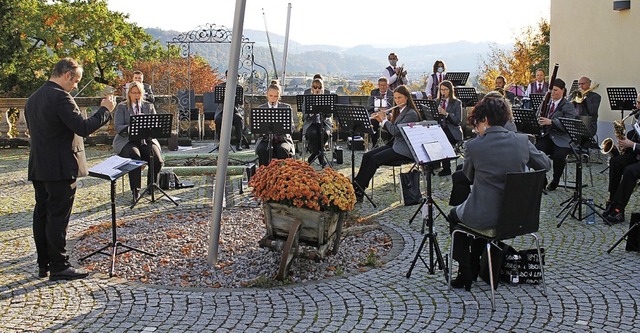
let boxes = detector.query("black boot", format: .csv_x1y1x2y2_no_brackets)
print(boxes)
451,264,472,291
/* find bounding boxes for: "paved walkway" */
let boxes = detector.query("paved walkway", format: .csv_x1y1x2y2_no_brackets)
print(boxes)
1,143,639,332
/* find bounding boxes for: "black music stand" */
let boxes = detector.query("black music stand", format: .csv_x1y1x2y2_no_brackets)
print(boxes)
334,104,377,208
251,107,293,165
607,87,638,120
400,122,455,280
556,117,610,227
81,156,154,277
569,79,580,97
302,94,337,167
529,93,545,112
129,113,178,209
211,84,245,153
512,108,541,135
417,99,439,122
455,87,478,107
444,72,470,87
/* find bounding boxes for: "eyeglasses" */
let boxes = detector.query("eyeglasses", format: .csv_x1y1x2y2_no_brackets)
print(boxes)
312,86,322,89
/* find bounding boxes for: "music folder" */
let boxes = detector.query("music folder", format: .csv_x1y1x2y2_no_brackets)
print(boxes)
399,121,456,164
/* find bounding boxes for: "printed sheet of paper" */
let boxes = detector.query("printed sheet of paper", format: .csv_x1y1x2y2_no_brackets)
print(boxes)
401,124,456,163
89,155,131,177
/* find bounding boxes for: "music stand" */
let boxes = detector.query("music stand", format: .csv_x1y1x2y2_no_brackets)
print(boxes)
455,87,479,107
251,107,292,165
556,117,609,227
569,79,580,97
607,87,638,120
214,84,244,106
416,99,439,122
302,94,337,167
444,72,470,87
129,113,178,208
529,93,545,111
512,108,541,135
334,104,377,208
399,122,456,280
81,156,154,277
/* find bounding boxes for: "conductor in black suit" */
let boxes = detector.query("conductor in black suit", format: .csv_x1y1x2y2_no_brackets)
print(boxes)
25,58,115,280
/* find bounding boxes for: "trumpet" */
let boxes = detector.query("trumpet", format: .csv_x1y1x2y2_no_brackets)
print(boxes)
571,83,599,104
601,108,640,156
396,64,407,78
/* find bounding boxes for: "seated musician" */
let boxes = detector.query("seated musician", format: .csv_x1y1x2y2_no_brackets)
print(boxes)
303,73,330,94
254,82,295,166
495,75,516,105
572,76,601,136
303,78,333,166
353,85,421,202
604,95,640,223
112,81,164,203
366,77,394,147
435,80,463,176
449,91,517,206
214,70,249,151
448,94,551,291
535,78,577,191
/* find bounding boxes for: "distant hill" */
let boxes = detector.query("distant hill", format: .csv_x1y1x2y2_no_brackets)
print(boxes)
146,27,510,81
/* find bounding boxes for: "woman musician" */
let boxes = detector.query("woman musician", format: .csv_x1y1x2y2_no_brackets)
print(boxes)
435,80,463,176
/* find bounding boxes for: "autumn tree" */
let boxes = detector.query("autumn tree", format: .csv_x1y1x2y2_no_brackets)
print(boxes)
477,19,550,92
1,0,166,97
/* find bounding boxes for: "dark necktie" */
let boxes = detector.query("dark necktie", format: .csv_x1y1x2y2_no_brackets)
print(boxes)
548,102,556,118
538,84,542,93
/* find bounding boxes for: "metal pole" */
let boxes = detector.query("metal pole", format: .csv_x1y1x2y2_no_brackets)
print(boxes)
281,3,292,90
208,0,247,265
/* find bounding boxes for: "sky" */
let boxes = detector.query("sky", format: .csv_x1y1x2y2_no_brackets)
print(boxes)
107,0,550,48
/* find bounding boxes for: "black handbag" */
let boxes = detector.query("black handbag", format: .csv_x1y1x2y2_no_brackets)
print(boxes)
399,169,422,206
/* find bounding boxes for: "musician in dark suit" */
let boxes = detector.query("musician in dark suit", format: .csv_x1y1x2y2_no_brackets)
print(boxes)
572,76,601,136
535,78,577,191
604,95,640,224
448,94,551,290
113,81,164,202
25,58,114,280
354,85,421,202
303,78,333,166
495,75,516,105
255,83,295,166
436,80,463,176
214,71,248,151
366,77,394,147
124,70,155,104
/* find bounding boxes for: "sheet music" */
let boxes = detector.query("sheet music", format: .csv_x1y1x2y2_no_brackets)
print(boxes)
401,124,456,163
89,155,132,177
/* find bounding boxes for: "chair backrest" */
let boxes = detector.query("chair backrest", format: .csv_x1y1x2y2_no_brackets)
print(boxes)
495,169,546,239
203,92,217,113
177,90,196,110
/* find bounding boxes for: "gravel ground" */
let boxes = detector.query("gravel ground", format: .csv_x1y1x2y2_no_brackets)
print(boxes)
72,206,391,288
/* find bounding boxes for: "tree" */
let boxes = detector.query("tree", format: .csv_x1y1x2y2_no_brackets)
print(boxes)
1,0,167,97
477,19,550,93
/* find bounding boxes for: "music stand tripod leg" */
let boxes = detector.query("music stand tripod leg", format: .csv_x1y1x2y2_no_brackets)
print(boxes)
608,220,639,253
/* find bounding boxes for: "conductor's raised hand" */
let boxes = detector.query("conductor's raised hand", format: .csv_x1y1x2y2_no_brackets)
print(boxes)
101,95,116,111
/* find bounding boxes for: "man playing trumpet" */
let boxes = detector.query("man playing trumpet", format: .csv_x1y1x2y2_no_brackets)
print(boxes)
604,95,640,223
383,53,408,91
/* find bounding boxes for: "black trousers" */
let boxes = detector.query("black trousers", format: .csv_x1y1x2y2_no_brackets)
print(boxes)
354,143,412,190
215,112,244,146
32,179,76,272
305,123,330,158
449,167,470,206
256,140,295,166
118,141,164,191
609,152,640,211
534,135,572,183
448,208,487,268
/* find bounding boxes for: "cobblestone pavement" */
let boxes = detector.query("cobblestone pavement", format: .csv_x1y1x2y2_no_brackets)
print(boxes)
1,143,639,332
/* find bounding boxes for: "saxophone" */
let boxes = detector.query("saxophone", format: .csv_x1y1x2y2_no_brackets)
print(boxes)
601,110,639,156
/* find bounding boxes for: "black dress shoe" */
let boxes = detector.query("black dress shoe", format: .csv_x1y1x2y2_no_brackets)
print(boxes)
606,210,625,224
49,267,89,281
38,265,49,278
546,181,558,191
235,145,243,151
450,272,472,291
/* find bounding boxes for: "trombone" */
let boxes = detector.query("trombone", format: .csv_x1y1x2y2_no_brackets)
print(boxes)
571,83,599,104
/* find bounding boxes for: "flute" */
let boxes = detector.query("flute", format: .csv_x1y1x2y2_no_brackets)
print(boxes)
384,103,406,115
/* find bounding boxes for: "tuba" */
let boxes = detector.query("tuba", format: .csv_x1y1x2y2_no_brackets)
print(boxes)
601,109,639,156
